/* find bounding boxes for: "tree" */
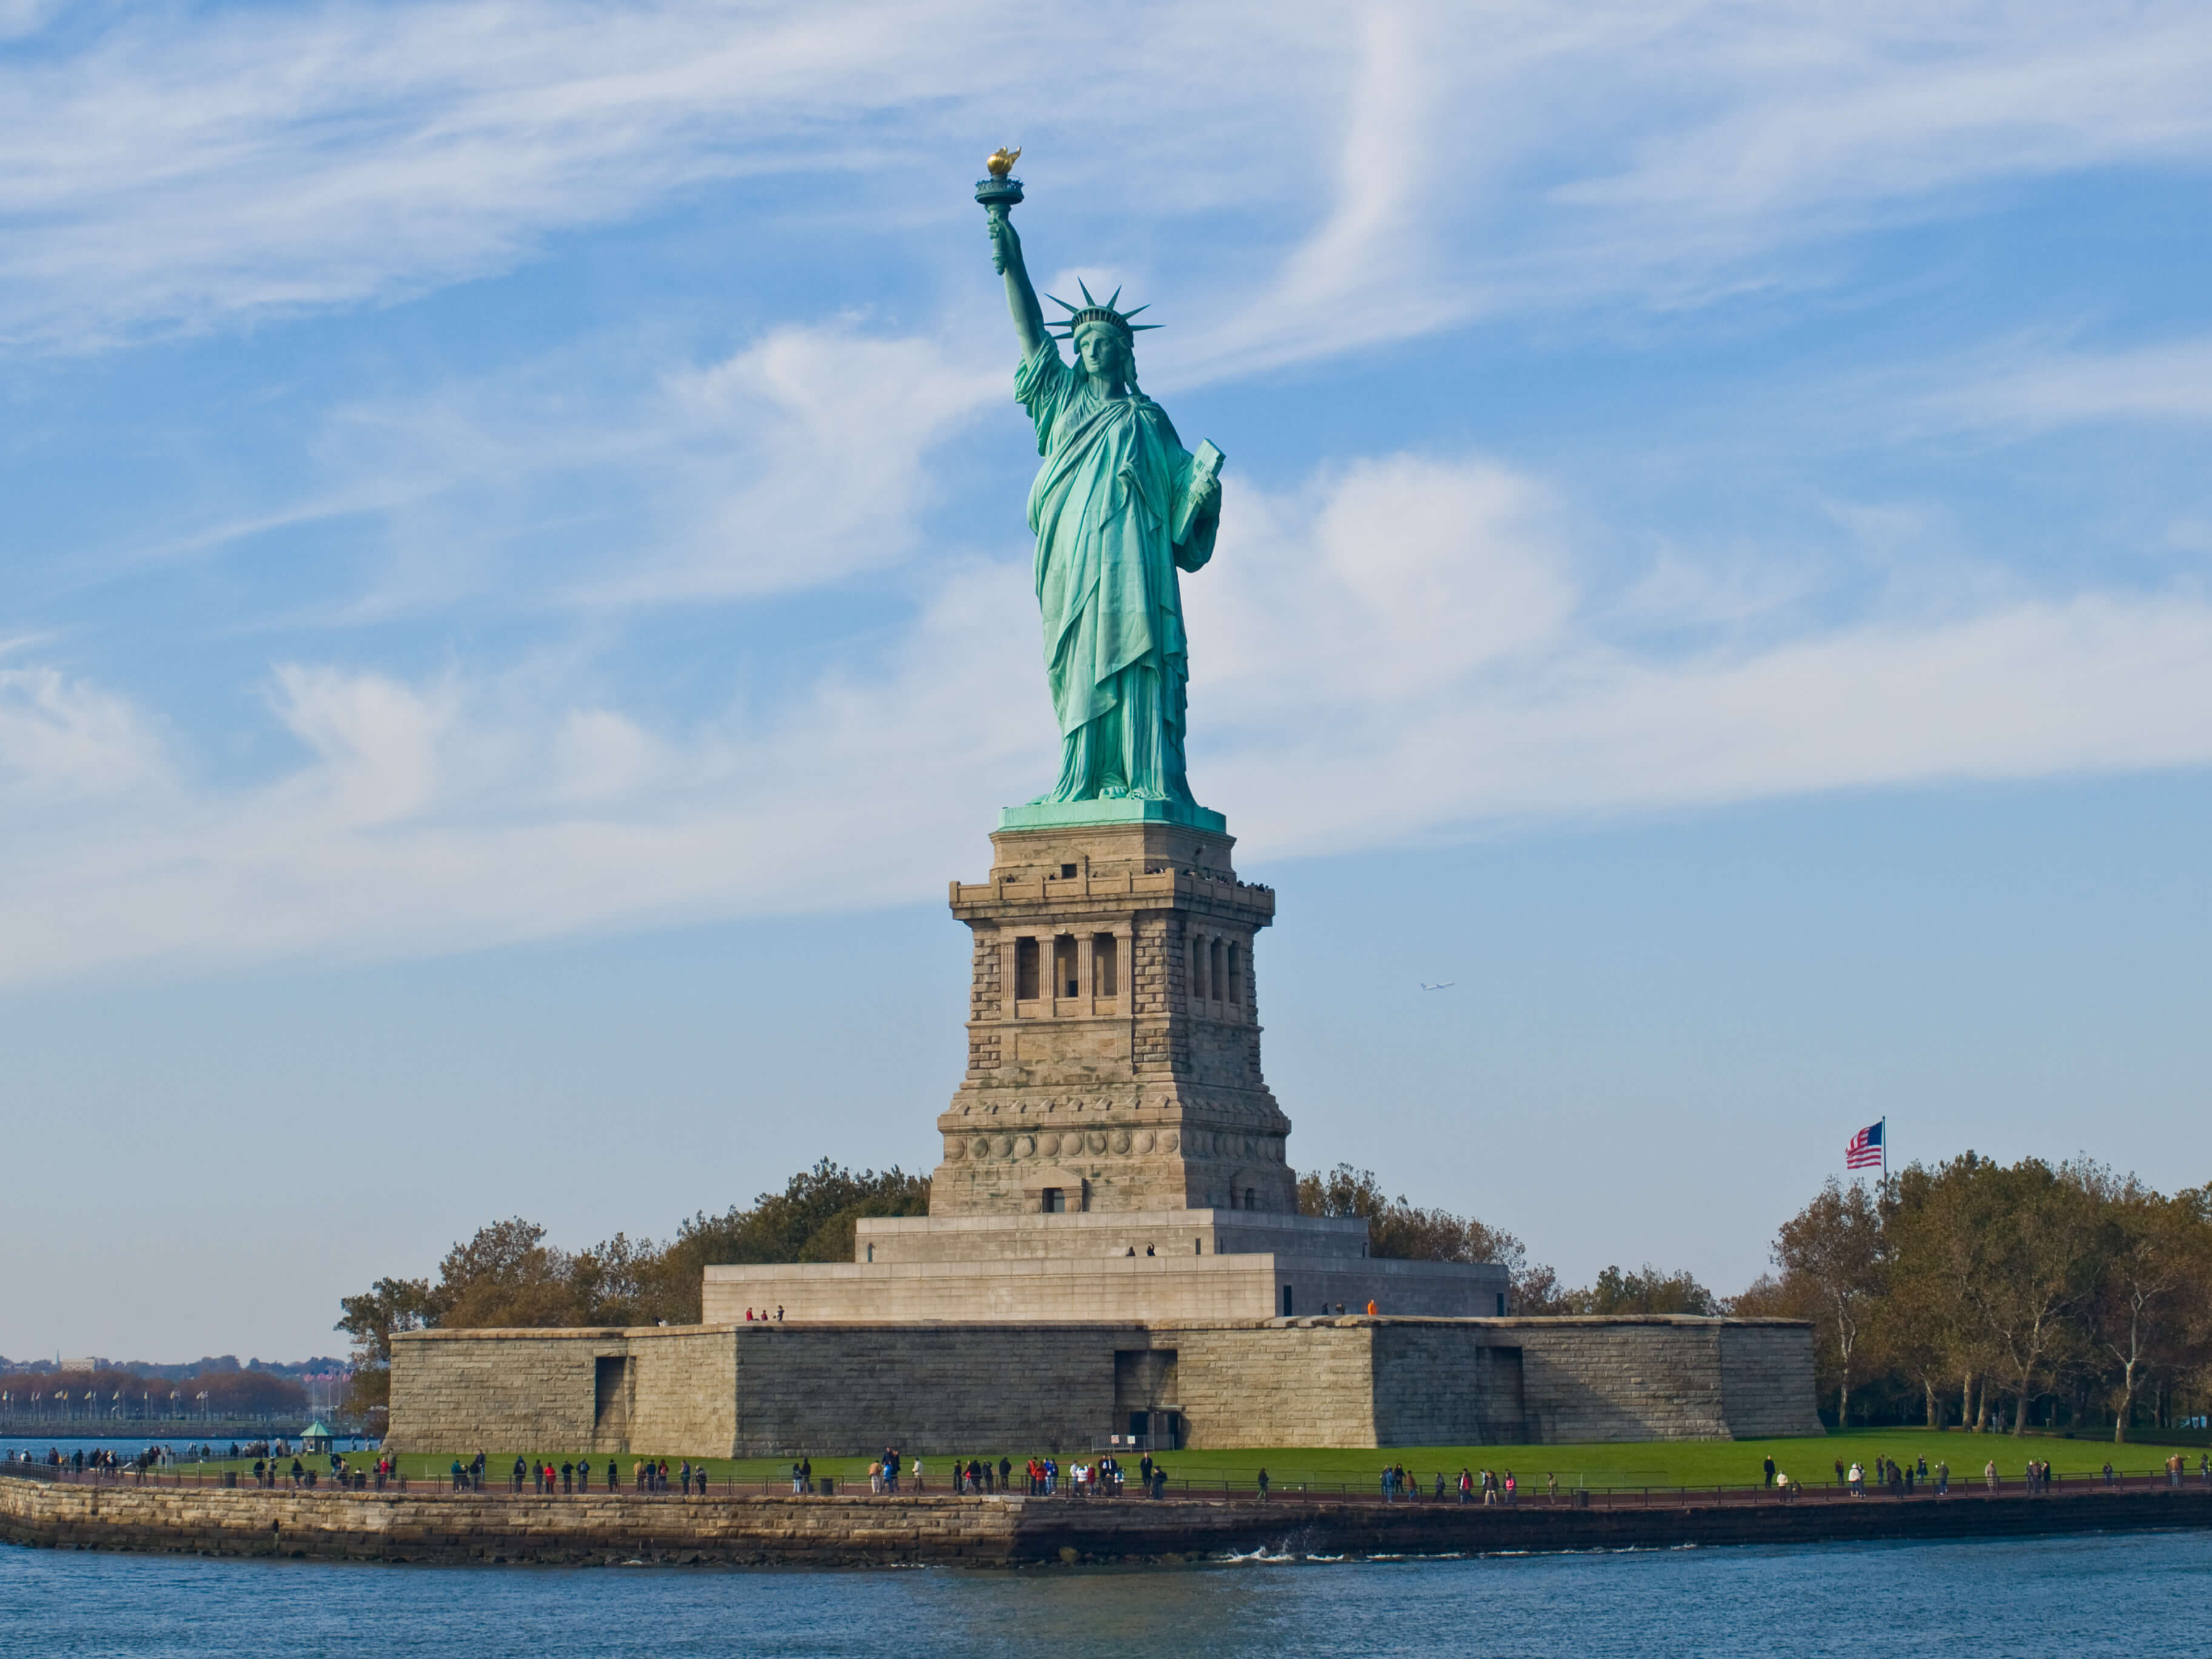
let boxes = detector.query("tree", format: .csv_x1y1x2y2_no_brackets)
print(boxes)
335,1276,436,1367
2077,1168,2204,1442
1881,1161,1990,1429
1772,1178,1884,1427
335,1275,438,1413
429,1218,592,1329
1543,1264,1718,1316
1955,1158,2099,1435
1295,1163,1547,1307
336,1161,934,1342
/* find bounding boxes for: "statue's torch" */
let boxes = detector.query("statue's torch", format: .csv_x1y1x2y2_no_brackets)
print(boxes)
977,147,1024,273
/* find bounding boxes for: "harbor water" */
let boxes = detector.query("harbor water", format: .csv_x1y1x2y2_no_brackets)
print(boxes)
3,1525,2202,1657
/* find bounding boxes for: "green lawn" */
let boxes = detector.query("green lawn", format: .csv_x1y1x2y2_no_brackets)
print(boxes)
148,1428,2207,1496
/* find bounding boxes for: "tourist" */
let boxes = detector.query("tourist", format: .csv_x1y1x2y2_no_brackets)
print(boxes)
1847,1461,1864,1496
1833,1458,1845,1489
1504,1470,1517,1505
1936,1460,1949,1496
1984,1459,1997,1491
1547,1472,1558,1500
561,1460,574,1495
1763,1455,1775,1489
1257,1467,1270,1501
791,1461,806,1495
999,1456,1013,1492
1457,1468,1472,1504
802,1456,813,1493
869,1459,883,1494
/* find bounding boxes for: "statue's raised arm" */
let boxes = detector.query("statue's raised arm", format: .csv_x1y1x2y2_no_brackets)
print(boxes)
982,179,1047,360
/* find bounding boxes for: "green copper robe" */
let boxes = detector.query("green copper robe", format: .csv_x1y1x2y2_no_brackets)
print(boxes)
1017,342,1218,804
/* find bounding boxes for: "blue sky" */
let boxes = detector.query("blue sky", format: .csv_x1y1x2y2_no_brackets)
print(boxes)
2,1,2208,1361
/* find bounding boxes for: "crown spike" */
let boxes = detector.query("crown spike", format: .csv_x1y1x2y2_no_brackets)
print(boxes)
1107,286,1122,310
1077,277,1098,305
1119,304,1149,319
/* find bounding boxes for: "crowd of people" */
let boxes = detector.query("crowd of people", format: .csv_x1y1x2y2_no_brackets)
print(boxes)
1371,1464,1537,1504
18,1437,2208,1506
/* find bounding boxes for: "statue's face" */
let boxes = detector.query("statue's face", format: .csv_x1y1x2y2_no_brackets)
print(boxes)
1075,324,1128,384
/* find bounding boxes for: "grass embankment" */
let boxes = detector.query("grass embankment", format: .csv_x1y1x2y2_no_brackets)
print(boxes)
150,1429,2208,1496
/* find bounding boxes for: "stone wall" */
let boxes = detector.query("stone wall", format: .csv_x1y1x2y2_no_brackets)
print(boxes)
386,1329,616,1454
700,1250,1506,1327
389,1316,1818,1458
1369,1324,1530,1446
387,1328,736,1456
627,1329,740,1456
13,1475,2209,1568
853,1208,1370,1265
1718,1322,1828,1438
1512,1318,1824,1442
1176,1324,1377,1447
731,1324,1131,1456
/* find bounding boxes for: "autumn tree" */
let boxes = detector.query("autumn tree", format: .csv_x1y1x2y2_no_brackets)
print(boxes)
1296,1163,1545,1305
1772,1178,1885,1427
337,1161,933,1362
1951,1158,2099,1434
2077,1168,2206,1442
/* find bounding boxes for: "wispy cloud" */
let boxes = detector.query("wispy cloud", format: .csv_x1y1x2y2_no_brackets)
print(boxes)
7,446,2209,986
1920,335,2212,433
7,2,2212,372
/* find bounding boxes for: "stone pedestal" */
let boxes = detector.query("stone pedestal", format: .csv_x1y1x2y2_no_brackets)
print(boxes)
930,814,1293,1216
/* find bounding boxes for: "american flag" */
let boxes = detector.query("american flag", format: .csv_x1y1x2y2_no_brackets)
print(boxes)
1845,1119,1885,1170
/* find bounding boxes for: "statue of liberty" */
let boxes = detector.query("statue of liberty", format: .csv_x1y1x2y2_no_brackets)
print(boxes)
979,156,1222,814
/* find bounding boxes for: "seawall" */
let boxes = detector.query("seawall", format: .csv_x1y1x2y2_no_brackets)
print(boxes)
5,1475,2208,1567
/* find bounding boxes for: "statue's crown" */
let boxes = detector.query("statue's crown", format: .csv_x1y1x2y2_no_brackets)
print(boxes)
1045,280,1160,341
